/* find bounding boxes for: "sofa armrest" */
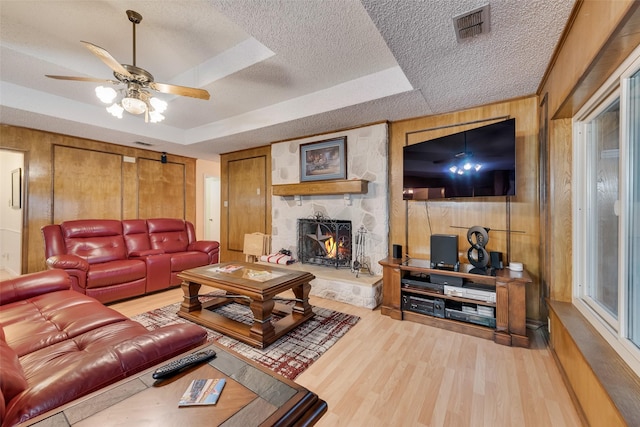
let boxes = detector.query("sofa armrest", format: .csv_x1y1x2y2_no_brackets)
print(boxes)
129,249,165,257
114,323,208,372
46,255,89,291
0,270,71,306
46,254,89,271
188,240,220,257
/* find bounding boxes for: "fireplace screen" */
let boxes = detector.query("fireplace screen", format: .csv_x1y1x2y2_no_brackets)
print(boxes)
297,216,352,268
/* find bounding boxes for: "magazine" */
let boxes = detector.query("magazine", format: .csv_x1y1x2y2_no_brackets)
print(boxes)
178,378,226,406
211,264,243,273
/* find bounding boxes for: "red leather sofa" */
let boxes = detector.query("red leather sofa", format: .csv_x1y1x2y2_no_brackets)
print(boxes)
42,218,219,304
0,270,208,426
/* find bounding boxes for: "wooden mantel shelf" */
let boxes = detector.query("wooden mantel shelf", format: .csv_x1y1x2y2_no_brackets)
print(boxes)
272,179,368,196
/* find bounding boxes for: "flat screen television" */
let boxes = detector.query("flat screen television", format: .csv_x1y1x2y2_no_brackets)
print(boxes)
403,118,516,200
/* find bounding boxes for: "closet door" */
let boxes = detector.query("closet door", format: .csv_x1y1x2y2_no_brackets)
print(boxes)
221,146,271,262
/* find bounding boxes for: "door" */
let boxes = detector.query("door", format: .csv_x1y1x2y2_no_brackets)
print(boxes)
0,149,24,275
204,175,220,241
220,146,271,262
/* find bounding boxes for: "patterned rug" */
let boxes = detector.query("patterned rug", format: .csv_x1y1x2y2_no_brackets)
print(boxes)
131,294,360,380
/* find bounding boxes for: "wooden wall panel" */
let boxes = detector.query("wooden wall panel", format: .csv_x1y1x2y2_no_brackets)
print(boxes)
389,96,542,320
53,146,122,222
138,158,185,219
539,0,640,119
0,125,197,273
549,309,626,426
548,119,574,302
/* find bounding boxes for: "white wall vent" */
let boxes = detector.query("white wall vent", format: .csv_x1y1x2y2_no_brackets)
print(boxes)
453,4,490,42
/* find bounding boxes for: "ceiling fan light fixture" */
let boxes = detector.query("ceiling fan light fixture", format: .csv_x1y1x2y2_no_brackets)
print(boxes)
150,97,167,113
95,86,117,103
106,102,124,118
149,110,165,123
46,10,209,124
121,95,147,115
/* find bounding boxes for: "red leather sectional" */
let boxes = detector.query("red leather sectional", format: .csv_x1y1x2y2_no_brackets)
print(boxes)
42,218,220,304
0,270,207,426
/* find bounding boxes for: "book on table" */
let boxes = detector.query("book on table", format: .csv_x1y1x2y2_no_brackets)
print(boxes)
178,378,226,406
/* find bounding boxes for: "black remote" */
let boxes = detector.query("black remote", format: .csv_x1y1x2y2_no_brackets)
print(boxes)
152,349,217,380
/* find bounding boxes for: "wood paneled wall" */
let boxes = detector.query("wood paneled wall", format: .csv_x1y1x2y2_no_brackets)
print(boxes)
0,125,197,274
389,96,542,320
538,0,640,302
536,2,640,425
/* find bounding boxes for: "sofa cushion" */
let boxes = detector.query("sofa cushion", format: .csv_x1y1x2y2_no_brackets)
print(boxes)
61,220,127,264
147,218,190,253
170,251,211,272
0,290,127,357
0,340,28,403
122,219,152,254
85,259,146,289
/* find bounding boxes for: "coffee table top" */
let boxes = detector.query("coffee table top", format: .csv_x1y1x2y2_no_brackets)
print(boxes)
179,262,315,295
27,342,326,426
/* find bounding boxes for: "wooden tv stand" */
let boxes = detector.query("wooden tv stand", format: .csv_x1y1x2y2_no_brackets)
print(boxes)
379,257,530,347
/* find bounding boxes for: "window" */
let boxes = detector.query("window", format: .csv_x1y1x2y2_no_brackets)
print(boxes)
574,48,640,375
627,70,640,348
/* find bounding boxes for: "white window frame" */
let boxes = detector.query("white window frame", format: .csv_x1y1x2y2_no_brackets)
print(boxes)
573,44,640,377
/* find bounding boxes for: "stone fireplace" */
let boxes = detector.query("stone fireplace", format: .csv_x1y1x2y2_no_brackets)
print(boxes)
268,123,389,308
297,215,352,268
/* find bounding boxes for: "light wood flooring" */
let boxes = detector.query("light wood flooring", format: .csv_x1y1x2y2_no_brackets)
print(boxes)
109,288,582,427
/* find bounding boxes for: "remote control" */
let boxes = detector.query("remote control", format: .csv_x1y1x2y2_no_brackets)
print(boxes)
152,349,217,380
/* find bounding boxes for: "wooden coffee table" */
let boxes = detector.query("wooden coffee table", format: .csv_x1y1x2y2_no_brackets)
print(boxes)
26,343,327,426
178,262,316,348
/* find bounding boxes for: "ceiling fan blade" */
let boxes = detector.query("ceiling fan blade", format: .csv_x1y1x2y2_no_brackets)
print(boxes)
81,41,132,78
149,82,210,100
46,75,120,84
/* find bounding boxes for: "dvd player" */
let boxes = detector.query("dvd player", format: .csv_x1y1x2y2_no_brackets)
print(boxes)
445,308,496,328
429,273,463,287
443,283,496,303
401,277,444,294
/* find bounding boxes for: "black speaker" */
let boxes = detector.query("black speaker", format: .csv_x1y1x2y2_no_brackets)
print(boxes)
161,152,167,164
430,234,459,270
392,244,402,259
490,251,503,269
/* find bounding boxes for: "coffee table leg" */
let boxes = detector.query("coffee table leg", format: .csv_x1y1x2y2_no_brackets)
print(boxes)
249,299,276,346
292,282,313,317
180,280,202,313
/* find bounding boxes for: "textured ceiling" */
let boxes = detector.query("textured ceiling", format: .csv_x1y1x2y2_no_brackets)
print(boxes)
0,0,575,160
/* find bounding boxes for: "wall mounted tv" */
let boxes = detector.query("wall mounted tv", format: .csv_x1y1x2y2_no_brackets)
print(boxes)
403,118,516,200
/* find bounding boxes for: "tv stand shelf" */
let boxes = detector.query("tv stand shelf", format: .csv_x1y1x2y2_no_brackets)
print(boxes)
379,257,530,347
403,285,497,307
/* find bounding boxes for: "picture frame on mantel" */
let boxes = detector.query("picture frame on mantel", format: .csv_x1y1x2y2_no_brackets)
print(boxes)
11,168,21,209
300,137,347,182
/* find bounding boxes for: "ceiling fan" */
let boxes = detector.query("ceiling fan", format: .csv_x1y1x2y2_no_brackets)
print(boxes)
46,10,210,123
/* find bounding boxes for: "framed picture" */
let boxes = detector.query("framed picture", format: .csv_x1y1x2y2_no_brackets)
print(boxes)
11,168,21,209
300,137,347,182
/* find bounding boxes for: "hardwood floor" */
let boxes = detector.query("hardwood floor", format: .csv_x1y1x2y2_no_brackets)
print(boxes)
110,288,582,427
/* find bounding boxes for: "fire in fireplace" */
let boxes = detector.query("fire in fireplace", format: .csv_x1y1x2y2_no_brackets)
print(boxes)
297,214,352,268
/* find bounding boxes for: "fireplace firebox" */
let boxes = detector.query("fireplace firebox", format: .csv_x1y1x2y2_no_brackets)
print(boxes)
297,215,352,268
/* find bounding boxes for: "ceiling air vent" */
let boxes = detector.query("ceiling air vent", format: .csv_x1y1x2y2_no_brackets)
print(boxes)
453,4,490,42
134,141,153,147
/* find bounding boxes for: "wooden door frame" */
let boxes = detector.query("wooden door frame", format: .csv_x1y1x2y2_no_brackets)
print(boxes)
220,145,272,262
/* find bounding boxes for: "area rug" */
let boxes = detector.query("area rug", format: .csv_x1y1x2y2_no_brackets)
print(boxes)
131,295,359,380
